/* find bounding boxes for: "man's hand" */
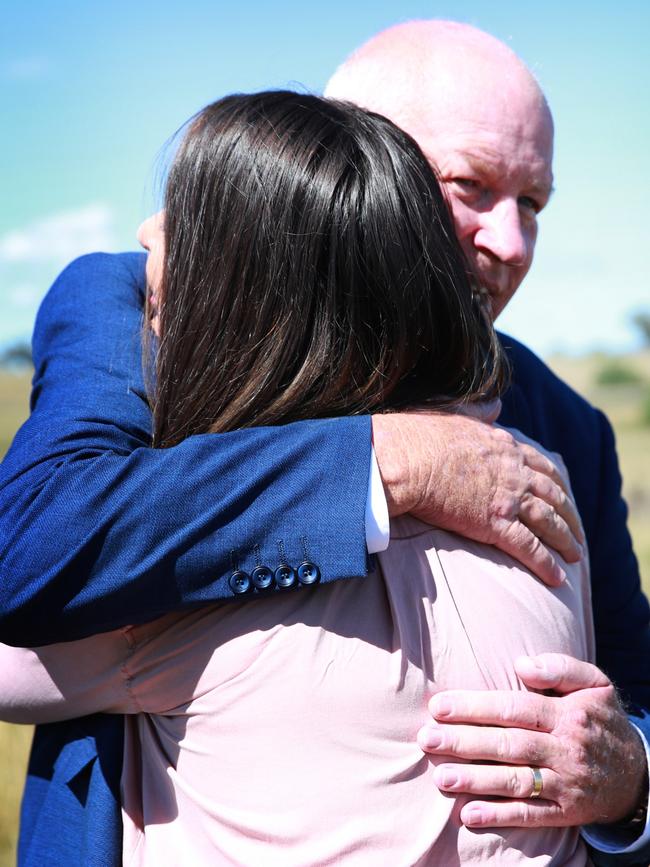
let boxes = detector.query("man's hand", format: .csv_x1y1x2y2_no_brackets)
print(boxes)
417,653,647,828
372,412,584,587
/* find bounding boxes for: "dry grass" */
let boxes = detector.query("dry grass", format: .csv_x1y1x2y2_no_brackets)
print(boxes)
547,349,650,593
0,372,33,865
0,725,31,866
0,354,648,862
0,372,31,458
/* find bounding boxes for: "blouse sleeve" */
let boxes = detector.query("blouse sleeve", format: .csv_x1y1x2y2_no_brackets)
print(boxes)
0,628,139,724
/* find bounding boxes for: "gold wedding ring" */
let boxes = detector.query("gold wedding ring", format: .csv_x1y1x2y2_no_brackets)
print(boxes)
529,767,543,799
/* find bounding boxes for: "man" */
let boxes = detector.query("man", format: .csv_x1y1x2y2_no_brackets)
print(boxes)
0,21,647,867
326,19,650,860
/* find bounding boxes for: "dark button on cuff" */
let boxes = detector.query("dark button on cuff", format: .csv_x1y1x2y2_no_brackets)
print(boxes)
229,570,252,595
297,561,320,586
251,565,274,591
275,565,297,589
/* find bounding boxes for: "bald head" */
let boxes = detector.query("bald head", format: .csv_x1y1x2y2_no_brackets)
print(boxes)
325,20,555,315
325,20,550,146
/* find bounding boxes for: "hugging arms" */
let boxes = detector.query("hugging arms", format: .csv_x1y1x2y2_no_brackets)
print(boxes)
1,81,649,863
1,251,649,865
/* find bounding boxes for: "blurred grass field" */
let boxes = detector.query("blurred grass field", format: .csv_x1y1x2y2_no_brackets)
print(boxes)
0,354,649,865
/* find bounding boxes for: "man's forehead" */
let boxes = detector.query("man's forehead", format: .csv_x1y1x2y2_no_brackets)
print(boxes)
414,112,554,192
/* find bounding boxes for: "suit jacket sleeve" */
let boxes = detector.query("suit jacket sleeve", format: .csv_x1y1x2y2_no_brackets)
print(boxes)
0,252,372,646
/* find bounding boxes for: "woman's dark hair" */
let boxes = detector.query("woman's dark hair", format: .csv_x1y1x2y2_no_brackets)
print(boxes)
152,90,506,448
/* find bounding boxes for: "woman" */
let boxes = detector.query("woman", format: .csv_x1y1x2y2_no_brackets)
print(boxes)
0,91,593,865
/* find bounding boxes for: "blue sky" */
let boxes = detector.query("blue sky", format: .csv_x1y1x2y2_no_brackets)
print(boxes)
1,0,648,357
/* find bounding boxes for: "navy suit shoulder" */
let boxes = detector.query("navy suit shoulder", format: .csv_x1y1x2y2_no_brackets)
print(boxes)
499,332,650,712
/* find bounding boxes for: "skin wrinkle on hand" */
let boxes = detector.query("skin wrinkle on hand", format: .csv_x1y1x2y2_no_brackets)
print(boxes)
419,654,646,827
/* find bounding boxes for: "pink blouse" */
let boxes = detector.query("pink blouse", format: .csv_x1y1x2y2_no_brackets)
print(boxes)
0,445,594,866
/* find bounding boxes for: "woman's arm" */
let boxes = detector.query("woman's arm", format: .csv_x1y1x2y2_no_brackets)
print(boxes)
0,631,138,724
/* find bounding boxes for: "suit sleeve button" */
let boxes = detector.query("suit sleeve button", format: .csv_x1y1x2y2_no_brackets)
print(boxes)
229,570,252,595
274,565,297,589
251,565,274,591
297,561,320,586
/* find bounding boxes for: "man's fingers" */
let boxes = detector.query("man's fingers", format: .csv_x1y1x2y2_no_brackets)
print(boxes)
417,721,551,765
428,689,557,732
519,493,581,565
434,763,557,802
459,799,566,829
492,519,566,587
529,473,584,542
517,440,566,486
526,472,585,548
514,654,612,693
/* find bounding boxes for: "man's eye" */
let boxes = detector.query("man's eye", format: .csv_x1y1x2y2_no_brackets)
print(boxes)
519,195,541,214
451,178,480,191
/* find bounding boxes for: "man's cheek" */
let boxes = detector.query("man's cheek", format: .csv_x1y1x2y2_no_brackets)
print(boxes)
447,199,477,241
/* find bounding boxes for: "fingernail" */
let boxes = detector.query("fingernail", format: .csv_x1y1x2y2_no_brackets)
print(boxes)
437,768,458,788
432,696,452,718
518,654,545,673
464,809,484,826
420,728,443,749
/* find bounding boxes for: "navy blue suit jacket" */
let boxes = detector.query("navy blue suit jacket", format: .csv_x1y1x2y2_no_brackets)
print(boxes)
1,253,648,865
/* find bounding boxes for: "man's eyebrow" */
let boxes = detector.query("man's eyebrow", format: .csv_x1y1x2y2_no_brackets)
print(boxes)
532,180,555,203
461,154,500,180
462,154,555,201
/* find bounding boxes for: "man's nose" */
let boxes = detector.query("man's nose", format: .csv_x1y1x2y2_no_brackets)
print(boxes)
475,199,529,266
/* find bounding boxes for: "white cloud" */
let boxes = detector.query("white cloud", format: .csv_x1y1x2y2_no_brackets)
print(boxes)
0,204,117,265
7,285,42,308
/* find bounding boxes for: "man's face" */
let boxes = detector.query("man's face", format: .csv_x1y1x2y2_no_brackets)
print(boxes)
413,82,554,319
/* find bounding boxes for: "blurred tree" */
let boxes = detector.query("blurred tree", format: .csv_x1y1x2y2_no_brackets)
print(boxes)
632,311,650,347
642,390,650,427
0,343,33,369
596,359,642,386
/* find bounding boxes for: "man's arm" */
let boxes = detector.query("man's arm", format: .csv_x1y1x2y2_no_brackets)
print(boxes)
0,253,372,645
0,255,581,647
